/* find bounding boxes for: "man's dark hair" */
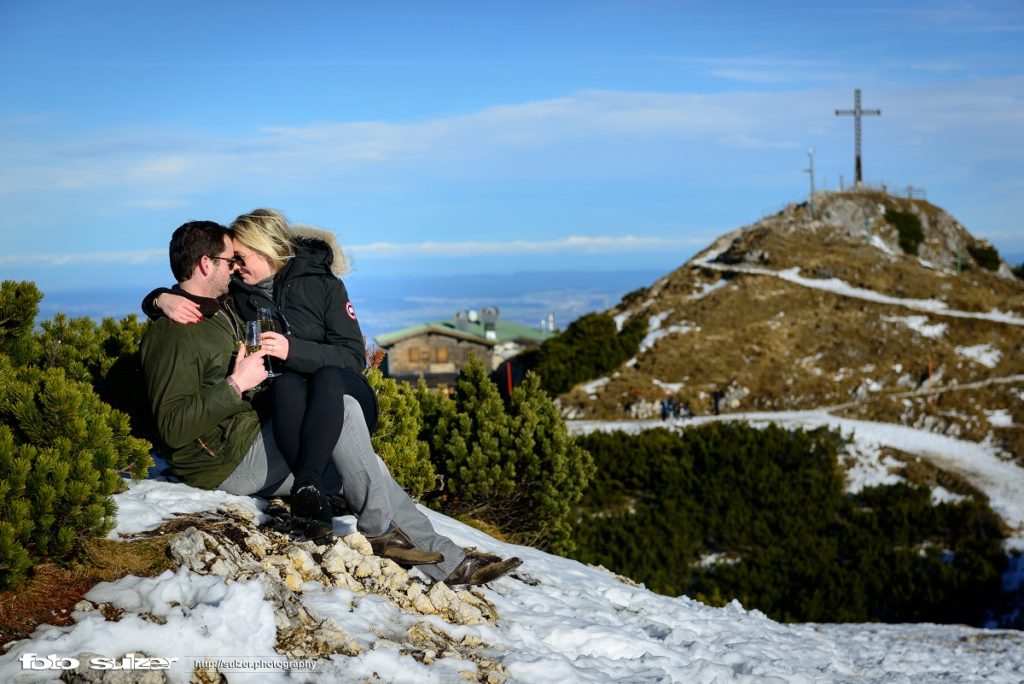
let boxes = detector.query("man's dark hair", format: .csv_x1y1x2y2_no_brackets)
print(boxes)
169,221,230,282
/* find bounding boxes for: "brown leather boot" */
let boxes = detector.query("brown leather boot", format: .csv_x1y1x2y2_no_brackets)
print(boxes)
444,550,522,587
366,526,444,565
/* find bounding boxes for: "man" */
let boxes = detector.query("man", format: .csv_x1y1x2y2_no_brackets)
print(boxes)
140,221,520,586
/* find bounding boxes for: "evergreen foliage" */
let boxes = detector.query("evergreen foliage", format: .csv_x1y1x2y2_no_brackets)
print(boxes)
966,243,1001,271
573,424,1006,625
620,286,648,307
1014,262,1024,280
416,355,594,554
885,208,925,255
365,367,436,498
0,283,152,588
517,312,648,395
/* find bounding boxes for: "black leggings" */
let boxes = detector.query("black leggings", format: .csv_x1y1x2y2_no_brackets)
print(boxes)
270,366,379,491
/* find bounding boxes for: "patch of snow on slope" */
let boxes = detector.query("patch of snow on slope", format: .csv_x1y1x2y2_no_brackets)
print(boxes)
956,344,1002,368
108,479,266,538
694,259,1024,326
653,379,683,393
580,377,609,395
931,486,967,505
691,279,728,300
639,322,698,354
841,441,904,493
987,409,1013,427
613,310,631,332
870,234,896,257
883,315,947,339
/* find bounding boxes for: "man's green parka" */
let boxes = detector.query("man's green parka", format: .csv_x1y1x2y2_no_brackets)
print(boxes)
139,300,261,489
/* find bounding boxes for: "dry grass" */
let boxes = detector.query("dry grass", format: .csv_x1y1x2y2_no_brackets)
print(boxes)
561,193,1024,458
0,535,175,651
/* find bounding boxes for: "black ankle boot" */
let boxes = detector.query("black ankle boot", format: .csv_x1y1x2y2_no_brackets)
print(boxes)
292,485,334,545
291,484,323,521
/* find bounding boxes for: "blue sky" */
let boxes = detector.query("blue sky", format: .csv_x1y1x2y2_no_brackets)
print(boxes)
1,0,1022,295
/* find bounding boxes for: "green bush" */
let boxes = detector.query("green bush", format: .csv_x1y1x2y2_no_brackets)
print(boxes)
518,312,648,395
416,355,594,554
0,280,153,442
572,424,1006,625
1014,263,1024,280
886,208,925,255
366,367,436,499
620,287,648,306
0,281,152,589
967,243,1001,271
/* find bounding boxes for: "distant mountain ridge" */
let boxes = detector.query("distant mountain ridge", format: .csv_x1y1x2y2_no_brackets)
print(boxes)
560,189,1024,462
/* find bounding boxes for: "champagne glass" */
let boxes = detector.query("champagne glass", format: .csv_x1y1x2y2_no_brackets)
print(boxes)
257,307,281,378
245,320,262,355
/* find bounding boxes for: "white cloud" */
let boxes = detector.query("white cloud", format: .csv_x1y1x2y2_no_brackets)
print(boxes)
347,234,712,259
0,235,708,269
0,249,165,267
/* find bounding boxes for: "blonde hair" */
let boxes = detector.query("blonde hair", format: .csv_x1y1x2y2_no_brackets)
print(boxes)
230,208,294,271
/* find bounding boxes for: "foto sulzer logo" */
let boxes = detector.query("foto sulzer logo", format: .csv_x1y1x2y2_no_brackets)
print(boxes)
20,652,176,671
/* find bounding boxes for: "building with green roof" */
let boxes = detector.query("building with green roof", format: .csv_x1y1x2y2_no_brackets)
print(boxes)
375,307,554,385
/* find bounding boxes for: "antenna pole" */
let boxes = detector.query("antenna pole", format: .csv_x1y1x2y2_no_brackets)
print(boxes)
803,148,816,218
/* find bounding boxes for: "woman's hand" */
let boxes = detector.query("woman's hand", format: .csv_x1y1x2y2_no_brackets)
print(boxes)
260,331,290,360
156,293,203,324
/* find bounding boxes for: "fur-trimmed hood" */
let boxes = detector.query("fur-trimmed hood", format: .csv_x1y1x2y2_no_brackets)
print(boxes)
290,225,351,277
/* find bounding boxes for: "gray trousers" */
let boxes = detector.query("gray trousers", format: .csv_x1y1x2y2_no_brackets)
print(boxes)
219,395,465,581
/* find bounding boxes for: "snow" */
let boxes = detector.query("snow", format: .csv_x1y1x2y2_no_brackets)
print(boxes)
840,442,904,492
612,310,630,332
580,376,609,396
882,315,947,339
987,409,1014,428
870,234,897,257
107,479,268,538
638,315,698,355
690,278,729,300
2,457,1024,681
697,259,1024,326
653,378,683,393
2,568,279,684
956,344,1002,369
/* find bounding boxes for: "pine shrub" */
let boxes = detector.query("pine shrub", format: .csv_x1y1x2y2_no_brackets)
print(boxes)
0,281,152,589
518,312,648,395
417,355,594,554
967,242,1001,271
365,367,436,498
572,424,1006,625
885,208,925,255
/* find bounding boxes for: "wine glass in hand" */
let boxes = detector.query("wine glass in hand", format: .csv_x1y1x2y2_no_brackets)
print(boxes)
257,308,281,378
245,320,262,356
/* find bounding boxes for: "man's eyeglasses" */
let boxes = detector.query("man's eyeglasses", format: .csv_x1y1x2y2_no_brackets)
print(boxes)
208,255,239,268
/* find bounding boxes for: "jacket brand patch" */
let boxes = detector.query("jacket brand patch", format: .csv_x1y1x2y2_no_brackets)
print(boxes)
346,301,357,320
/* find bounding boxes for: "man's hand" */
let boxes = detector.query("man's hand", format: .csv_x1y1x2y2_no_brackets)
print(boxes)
230,343,268,392
260,331,290,360
157,293,203,324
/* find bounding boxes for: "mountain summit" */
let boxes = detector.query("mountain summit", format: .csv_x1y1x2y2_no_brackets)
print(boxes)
561,189,1023,460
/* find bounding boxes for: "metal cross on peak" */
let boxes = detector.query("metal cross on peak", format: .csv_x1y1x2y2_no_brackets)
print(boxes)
835,88,880,186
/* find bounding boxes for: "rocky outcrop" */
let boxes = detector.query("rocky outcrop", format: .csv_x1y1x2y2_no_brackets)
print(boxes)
67,504,509,683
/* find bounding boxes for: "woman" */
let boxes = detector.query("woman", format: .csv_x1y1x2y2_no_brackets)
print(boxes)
143,209,377,542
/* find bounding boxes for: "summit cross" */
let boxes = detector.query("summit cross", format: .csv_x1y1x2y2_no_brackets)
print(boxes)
835,88,880,186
